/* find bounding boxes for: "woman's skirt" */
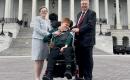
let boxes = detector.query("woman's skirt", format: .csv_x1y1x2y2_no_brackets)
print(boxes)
32,38,49,60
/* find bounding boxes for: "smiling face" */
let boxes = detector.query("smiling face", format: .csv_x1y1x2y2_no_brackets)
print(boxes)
39,7,48,18
61,22,70,29
61,18,70,29
58,18,71,31
81,0,89,12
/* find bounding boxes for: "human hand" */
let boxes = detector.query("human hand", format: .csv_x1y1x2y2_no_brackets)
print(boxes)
60,46,67,53
60,47,65,53
53,31,61,36
72,28,79,33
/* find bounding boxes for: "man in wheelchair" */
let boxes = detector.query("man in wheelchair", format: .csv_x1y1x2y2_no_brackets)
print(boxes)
42,18,74,80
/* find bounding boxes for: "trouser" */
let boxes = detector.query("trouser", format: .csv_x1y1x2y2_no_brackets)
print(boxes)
75,45,94,80
46,47,73,77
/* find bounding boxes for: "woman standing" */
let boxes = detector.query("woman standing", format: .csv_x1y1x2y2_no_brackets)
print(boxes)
30,6,51,80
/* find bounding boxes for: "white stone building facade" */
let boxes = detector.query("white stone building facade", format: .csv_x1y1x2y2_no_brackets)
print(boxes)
0,0,130,47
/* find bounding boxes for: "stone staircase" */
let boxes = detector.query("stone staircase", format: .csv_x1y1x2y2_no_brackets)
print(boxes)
96,24,110,34
0,27,33,56
0,27,111,56
0,36,12,52
95,34,113,54
93,47,111,55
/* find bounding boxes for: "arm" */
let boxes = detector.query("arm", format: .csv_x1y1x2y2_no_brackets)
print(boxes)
60,33,73,52
60,45,68,52
43,29,57,42
65,33,73,46
30,17,50,36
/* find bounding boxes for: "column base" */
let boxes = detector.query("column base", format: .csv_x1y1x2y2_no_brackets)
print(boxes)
128,24,130,29
116,24,122,29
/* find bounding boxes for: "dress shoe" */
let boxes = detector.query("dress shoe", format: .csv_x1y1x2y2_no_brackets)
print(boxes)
75,78,84,80
42,75,53,80
64,70,72,79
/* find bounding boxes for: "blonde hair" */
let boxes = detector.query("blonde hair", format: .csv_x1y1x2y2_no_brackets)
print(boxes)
62,18,71,26
39,6,48,12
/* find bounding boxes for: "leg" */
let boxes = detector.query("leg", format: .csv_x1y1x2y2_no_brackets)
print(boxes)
63,47,73,66
43,48,60,80
63,47,73,79
75,46,84,79
82,46,93,80
34,60,44,80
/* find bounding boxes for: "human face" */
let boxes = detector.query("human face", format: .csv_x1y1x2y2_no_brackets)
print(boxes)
61,22,70,29
40,8,48,18
81,0,89,12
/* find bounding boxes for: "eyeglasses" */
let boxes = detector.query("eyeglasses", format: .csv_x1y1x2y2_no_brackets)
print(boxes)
40,10,48,13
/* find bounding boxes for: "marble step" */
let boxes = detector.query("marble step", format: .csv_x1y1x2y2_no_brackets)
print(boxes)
10,38,32,48
0,48,31,56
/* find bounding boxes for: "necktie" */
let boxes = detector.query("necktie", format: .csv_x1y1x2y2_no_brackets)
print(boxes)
77,12,85,27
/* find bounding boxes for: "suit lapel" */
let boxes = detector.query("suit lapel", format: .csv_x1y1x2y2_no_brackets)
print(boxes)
77,12,82,24
78,9,90,26
82,9,90,24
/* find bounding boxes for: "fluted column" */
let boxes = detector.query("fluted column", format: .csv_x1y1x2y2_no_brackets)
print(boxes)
32,0,37,20
70,0,74,23
58,0,62,21
116,0,121,29
105,0,108,24
94,0,99,19
127,0,130,29
18,0,23,21
10,0,14,18
45,0,49,18
45,0,49,11
4,0,12,18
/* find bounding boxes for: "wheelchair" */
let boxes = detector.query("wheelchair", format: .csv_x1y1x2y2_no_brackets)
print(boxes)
52,53,76,78
42,20,81,80
43,49,80,80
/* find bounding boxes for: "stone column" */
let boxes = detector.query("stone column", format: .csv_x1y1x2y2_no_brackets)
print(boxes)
58,0,62,21
127,0,130,29
94,0,99,19
10,0,14,18
45,0,49,11
116,0,122,29
32,0,37,20
4,0,12,18
105,0,108,24
45,0,49,18
18,0,23,21
70,0,74,23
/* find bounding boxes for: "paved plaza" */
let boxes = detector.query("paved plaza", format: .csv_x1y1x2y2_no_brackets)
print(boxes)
0,55,130,80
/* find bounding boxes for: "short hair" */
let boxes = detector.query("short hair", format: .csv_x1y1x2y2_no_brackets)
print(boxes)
39,6,48,12
49,13,58,21
62,18,71,26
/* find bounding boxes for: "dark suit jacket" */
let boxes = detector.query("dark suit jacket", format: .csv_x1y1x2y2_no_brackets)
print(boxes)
75,9,96,47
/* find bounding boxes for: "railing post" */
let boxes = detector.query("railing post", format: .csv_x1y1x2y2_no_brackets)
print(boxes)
0,18,5,36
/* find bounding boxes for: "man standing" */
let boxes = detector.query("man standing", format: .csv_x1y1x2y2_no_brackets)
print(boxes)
72,0,96,80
